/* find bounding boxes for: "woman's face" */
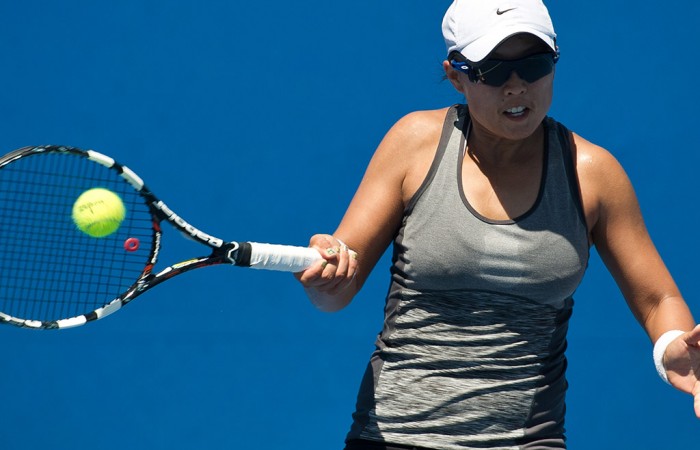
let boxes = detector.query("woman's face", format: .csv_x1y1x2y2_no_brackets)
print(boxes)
445,33,555,141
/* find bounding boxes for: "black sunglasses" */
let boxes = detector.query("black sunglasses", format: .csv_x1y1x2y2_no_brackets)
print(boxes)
450,52,558,87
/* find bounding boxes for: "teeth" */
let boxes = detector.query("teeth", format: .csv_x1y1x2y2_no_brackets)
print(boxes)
506,106,526,114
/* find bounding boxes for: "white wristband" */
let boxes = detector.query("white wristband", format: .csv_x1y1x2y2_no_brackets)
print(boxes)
653,330,685,384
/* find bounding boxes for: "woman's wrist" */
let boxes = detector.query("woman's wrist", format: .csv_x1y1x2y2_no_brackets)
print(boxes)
653,329,685,384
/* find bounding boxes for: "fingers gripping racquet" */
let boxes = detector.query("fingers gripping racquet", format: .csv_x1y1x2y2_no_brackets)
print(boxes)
0,145,322,330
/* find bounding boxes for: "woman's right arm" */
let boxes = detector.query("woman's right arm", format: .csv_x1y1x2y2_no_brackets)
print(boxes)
296,108,447,312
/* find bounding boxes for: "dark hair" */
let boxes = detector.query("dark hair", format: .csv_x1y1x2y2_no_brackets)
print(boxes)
447,50,466,63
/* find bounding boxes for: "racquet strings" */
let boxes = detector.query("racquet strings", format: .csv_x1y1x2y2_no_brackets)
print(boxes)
0,151,155,323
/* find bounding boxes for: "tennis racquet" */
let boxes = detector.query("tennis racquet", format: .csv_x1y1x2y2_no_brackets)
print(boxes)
0,145,323,330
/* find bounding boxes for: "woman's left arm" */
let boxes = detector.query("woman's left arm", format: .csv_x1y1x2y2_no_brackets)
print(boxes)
575,134,700,417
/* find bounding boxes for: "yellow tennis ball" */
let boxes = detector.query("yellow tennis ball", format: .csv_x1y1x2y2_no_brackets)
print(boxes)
72,188,126,238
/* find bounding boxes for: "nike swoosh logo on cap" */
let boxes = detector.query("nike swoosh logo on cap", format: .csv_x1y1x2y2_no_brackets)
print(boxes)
496,8,516,15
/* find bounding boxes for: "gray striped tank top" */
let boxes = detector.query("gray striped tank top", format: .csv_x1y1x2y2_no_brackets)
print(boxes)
347,105,590,449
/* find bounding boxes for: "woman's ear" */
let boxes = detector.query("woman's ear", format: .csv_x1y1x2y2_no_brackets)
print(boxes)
443,60,465,94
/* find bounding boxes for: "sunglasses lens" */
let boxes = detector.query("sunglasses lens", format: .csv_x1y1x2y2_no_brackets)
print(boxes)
477,62,510,86
478,54,554,87
518,56,555,82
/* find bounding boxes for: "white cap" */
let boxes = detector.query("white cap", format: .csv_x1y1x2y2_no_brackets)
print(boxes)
442,0,557,63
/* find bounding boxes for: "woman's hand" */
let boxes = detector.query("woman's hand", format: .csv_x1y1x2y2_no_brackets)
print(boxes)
295,234,358,312
664,324,700,418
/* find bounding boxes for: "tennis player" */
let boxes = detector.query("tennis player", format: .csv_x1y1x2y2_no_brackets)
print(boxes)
297,1,700,448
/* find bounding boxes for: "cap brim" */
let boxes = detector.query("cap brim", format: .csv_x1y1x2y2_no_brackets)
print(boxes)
461,28,557,63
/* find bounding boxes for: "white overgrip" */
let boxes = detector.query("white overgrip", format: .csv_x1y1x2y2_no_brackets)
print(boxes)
247,242,323,272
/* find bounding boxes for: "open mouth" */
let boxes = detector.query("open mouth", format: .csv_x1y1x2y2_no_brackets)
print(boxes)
504,106,527,117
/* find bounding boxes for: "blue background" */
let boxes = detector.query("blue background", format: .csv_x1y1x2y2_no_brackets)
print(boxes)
1,1,698,448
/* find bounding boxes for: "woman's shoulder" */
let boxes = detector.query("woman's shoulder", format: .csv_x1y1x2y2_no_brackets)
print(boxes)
570,131,624,176
568,129,635,232
371,107,455,204
394,106,453,132
381,107,452,151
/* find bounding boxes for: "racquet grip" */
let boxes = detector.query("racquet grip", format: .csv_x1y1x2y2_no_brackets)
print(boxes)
243,242,323,272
